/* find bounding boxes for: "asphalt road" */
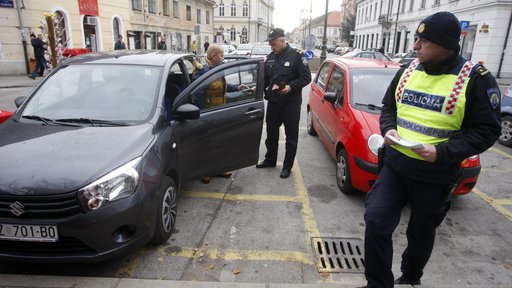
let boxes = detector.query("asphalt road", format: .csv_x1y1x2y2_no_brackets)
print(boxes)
0,81,511,286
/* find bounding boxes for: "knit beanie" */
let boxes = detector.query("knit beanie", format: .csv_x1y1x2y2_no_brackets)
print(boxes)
415,11,461,51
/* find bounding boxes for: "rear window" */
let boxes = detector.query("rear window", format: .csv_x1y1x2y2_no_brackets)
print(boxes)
350,68,398,110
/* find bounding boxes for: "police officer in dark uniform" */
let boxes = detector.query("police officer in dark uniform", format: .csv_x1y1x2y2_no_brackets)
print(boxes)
361,12,501,288
255,28,311,178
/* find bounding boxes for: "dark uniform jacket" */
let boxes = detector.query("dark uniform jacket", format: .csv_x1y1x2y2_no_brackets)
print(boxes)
380,54,501,184
114,40,126,50
264,44,311,106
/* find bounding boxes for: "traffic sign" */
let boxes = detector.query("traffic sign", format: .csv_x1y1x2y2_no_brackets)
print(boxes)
304,50,315,61
460,21,470,36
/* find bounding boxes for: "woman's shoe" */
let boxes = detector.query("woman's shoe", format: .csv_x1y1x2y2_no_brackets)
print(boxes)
201,177,211,184
218,172,232,178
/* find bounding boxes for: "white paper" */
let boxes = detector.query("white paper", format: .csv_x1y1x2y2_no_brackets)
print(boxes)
385,134,424,149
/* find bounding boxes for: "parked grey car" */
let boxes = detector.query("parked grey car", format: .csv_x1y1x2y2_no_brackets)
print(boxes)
0,51,264,262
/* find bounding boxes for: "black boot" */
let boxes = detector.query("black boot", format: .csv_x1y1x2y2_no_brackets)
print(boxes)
394,275,421,285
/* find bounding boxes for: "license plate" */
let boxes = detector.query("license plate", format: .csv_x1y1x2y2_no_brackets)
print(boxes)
0,223,58,242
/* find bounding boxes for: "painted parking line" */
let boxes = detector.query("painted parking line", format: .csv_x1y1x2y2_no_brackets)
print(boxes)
489,146,512,159
182,191,300,203
472,188,512,222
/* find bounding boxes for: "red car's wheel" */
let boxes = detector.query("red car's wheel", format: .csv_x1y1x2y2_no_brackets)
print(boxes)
307,110,317,136
336,149,355,194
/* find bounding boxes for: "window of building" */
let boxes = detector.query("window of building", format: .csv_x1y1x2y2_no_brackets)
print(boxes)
434,0,440,4
219,1,225,16
420,0,426,8
54,11,68,46
186,5,191,21
206,11,210,24
231,1,236,17
241,27,248,43
173,0,179,18
197,9,201,24
113,17,121,40
230,27,236,41
148,0,156,13
132,0,142,11
409,0,414,11
163,0,169,16
401,0,407,12
243,1,249,17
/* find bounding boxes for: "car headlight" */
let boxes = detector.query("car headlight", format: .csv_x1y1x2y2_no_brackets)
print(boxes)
79,157,141,211
368,134,384,156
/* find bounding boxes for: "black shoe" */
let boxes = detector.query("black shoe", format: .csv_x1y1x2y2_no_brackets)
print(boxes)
256,161,276,168
394,275,421,285
280,168,291,178
28,75,36,80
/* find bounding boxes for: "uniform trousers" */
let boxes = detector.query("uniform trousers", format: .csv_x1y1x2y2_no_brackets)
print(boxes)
364,164,451,288
263,100,301,169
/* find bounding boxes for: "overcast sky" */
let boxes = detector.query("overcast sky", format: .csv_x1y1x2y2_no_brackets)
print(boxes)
273,0,343,33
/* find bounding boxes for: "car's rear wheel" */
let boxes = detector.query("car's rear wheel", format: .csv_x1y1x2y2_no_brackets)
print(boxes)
499,115,512,147
336,149,355,194
150,176,177,244
307,110,317,136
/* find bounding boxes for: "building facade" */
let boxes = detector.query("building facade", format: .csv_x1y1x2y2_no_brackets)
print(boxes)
212,0,274,45
0,0,215,76
289,11,343,49
354,0,512,78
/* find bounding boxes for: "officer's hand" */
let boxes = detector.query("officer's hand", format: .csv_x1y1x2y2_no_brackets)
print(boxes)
278,85,291,95
412,144,437,163
384,129,400,145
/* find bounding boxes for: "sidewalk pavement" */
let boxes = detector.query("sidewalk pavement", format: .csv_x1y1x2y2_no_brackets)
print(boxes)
0,274,509,288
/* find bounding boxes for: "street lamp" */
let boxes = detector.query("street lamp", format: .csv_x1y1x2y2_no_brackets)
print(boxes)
320,0,329,64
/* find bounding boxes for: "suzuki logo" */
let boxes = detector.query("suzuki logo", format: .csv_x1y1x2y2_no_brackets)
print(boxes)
10,201,25,216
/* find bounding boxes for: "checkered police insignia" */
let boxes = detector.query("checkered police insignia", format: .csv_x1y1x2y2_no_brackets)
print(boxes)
487,87,501,109
445,61,476,115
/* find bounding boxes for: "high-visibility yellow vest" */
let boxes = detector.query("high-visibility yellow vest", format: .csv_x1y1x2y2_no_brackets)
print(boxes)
392,59,476,160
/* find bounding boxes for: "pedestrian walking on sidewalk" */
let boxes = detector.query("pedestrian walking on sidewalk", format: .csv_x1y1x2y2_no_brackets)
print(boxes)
360,11,501,288
114,35,126,50
29,33,48,79
255,28,311,178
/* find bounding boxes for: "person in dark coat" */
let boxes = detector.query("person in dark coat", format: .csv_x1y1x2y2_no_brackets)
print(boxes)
29,33,48,79
360,11,501,288
203,40,210,54
255,28,312,178
157,36,167,50
114,35,126,50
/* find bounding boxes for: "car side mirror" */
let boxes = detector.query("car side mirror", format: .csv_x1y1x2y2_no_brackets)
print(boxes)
323,92,337,104
14,96,27,108
175,103,200,120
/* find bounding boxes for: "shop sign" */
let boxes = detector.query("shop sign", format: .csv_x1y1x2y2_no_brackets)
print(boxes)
0,0,14,8
78,0,99,16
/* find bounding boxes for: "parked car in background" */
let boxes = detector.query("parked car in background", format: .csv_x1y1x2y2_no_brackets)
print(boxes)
0,110,13,124
499,85,512,147
392,51,417,64
235,43,253,55
307,57,481,195
0,51,265,262
221,44,237,55
341,50,391,61
250,45,272,61
326,45,337,53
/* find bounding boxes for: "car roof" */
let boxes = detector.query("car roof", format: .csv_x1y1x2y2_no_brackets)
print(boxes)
330,57,401,69
65,50,192,66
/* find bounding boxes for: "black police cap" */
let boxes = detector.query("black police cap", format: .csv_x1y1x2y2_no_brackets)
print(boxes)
265,28,285,41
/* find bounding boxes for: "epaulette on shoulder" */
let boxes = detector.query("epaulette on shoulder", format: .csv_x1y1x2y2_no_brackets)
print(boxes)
400,61,410,68
295,48,304,55
475,65,490,76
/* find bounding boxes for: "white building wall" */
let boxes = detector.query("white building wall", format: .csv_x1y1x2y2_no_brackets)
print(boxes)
354,0,512,78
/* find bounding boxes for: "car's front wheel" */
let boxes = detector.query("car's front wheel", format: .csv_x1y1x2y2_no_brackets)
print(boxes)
150,176,177,244
307,110,317,136
499,115,512,147
336,149,355,194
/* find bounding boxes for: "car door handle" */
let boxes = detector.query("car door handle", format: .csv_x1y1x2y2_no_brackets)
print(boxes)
244,109,262,116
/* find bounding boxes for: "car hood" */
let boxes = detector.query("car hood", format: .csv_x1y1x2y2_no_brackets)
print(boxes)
360,110,381,135
0,122,154,195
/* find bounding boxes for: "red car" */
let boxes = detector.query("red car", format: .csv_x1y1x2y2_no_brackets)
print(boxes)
0,109,13,124
307,57,480,195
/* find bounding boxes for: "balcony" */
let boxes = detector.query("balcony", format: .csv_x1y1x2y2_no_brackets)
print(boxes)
378,14,392,28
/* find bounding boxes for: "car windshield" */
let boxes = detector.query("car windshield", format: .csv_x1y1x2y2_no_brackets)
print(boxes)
21,64,162,123
350,68,398,111
252,46,271,55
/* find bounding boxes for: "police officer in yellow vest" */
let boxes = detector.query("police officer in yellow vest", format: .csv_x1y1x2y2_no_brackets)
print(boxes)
361,12,501,288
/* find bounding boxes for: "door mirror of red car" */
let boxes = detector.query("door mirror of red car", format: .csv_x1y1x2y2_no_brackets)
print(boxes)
323,92,337,104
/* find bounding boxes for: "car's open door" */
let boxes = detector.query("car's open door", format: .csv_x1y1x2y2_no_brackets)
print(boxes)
170,58,265,181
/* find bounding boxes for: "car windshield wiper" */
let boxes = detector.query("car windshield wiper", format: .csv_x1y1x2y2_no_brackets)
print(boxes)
22,115,81,127
55,118,131,126
354,103,382,110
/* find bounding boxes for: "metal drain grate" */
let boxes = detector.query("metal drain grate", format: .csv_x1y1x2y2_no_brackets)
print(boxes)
311,237,365,273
